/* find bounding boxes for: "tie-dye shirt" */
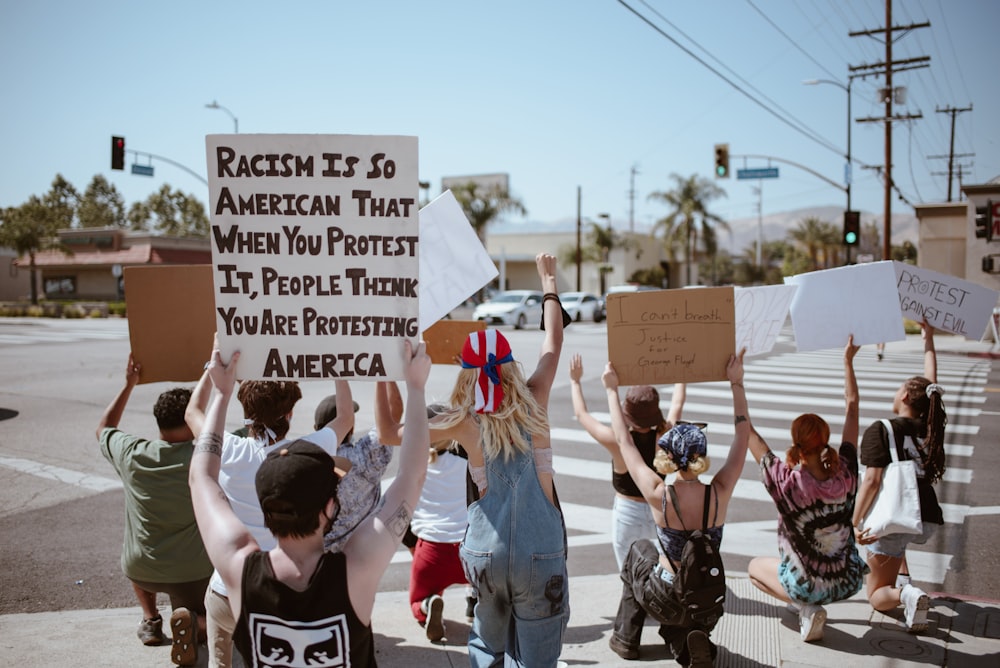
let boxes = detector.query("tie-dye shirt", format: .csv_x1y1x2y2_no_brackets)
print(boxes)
760,442,868,605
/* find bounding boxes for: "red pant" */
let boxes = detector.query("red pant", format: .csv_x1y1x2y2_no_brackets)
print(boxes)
409,538,469,622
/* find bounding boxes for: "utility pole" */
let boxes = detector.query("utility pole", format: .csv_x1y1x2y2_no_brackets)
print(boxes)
576,186,582,291
850,0,929,261
930,104,974,201
628,164,639,233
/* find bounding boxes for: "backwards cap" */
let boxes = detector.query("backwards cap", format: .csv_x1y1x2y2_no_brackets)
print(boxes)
460,329,515,414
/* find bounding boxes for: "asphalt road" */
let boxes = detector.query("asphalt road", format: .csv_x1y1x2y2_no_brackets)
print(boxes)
1,316,998,615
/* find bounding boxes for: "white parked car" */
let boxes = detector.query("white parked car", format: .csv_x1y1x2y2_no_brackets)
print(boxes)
560,291,603,322
472,290,544,329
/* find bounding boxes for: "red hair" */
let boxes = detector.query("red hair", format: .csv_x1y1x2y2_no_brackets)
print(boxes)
787,413,840,474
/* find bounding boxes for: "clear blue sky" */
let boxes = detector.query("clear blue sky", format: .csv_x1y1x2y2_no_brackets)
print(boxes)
2,0,997,240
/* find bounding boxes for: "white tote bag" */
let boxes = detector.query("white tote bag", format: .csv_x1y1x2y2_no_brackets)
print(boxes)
860,419,923,536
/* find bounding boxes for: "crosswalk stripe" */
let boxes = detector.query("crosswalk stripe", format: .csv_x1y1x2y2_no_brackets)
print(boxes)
0,455,121,492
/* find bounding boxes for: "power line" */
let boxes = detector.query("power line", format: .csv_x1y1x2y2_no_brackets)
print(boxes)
616,0,843,158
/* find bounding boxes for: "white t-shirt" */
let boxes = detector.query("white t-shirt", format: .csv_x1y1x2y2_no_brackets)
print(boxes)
409,450,469,544
209,426,340,597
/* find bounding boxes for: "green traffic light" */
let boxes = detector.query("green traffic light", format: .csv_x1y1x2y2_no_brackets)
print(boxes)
845,231,857,244
716,165,727,177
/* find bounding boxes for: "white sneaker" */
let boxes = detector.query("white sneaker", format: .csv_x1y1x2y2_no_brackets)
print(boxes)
799,604,827,642
423,595,445,642
895,573,912,589
786,599,802,614
901,584,929,633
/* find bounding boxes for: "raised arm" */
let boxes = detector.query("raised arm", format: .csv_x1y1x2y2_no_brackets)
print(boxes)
373,381,406,446
345,340,431,623
97,353,140,439
922,319,937,383
317,380,354,444
527,253,563,407
187,348,258,614
711,349,751,492
842,335,861,446
665,382,686,426
602,363,663,502
184,366,213,438
568,354,618,453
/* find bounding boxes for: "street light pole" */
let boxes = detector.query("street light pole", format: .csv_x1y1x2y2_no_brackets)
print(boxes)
205,100,239,133
804,77,853,261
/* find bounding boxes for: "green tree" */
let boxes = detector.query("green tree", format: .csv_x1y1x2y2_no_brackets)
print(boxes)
788,216,829,270
0,196,63,304
127,185,209,237
449,182,527,242
42,174,79,229
648,173,728,286
77,175,126,228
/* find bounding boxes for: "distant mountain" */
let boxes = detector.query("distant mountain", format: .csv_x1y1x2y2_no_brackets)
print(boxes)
490,205,918,254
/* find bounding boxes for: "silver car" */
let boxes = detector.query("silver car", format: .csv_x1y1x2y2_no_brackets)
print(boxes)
472,290,543,329
560,291,603,322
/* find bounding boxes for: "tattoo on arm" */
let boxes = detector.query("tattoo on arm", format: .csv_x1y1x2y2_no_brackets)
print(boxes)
383,502,412,539
734,415,747,425
195,432,223,456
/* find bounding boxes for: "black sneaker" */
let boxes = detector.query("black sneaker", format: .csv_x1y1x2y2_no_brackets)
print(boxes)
609,634,639,660
687,630,713,667
137,615,164,646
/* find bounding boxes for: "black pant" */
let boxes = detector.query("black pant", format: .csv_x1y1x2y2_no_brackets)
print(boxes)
611,539,718,664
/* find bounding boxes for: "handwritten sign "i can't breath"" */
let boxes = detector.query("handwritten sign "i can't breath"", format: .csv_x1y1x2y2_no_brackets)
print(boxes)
605,287,735,385
206,134,419,381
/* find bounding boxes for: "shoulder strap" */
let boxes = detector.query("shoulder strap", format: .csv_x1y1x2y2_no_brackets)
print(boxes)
667,485,688,531
879,419,901,463
702,485,713,530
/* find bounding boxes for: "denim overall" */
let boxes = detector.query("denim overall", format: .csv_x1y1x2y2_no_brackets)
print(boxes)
459,432,569,668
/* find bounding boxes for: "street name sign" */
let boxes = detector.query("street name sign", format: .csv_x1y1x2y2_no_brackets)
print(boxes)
736,167,779,180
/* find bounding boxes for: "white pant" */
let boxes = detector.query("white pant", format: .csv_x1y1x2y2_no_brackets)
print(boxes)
611,494,660,571
204,588,245,668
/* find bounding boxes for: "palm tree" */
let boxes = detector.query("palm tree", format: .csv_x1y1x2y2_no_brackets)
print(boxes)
449,181,527,243
788,216,829,270
648,173,727,286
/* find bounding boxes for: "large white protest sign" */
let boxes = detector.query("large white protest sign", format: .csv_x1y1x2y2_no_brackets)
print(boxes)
785,261,905,351
418,190,498,331
893,261,999,340
734,284,797,356
206,134,418,381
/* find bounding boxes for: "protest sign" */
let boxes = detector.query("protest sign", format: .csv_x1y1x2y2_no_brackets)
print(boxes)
785,261,904,351
418,190,498,331
124,265,215,383
206,134,418,381
605,287,735,385
893,262,999,339
734,284,797,356
423,319,486,364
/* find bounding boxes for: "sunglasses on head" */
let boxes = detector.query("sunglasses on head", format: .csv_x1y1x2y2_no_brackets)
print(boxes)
677,420,708,431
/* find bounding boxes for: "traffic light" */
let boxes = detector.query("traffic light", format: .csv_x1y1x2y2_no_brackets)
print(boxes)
975,200,993,241
843,210,860,246
714,143,729,178
111,136,126,171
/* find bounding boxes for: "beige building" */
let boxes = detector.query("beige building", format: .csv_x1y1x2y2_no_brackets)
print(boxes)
483,228,672,295
14,228,211,301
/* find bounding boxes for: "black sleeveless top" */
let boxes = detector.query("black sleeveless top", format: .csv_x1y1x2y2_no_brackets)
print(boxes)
611,428,664,498
235,550,376,667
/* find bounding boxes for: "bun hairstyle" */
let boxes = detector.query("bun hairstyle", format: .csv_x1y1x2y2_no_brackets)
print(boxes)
903,376,948,484
237,380,303,442
654,423,710,475
653,448,711,476
788,413,840,474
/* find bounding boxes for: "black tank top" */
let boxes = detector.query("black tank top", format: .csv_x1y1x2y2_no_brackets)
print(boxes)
611,429,664,497
234,550,375,667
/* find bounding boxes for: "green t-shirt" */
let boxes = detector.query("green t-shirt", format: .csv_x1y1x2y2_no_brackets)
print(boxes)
99,427,213,583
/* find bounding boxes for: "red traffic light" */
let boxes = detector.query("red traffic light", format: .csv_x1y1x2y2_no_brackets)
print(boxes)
111,136,125,171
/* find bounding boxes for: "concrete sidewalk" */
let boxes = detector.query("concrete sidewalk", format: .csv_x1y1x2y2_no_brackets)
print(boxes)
1,574,998,666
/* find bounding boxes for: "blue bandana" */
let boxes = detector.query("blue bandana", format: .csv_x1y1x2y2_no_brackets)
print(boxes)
657,423,708,471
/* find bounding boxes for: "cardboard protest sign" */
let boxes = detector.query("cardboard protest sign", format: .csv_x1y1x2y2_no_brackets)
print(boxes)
893,262,999,339
734,284,797,356
123,265,215,383
206,134,418,381
785,261,904,351
418,190,498,331
423,319,486,364
605,287,735,385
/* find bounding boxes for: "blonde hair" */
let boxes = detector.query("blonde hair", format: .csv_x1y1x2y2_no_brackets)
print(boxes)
654,450,711,476
437,361,548,460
